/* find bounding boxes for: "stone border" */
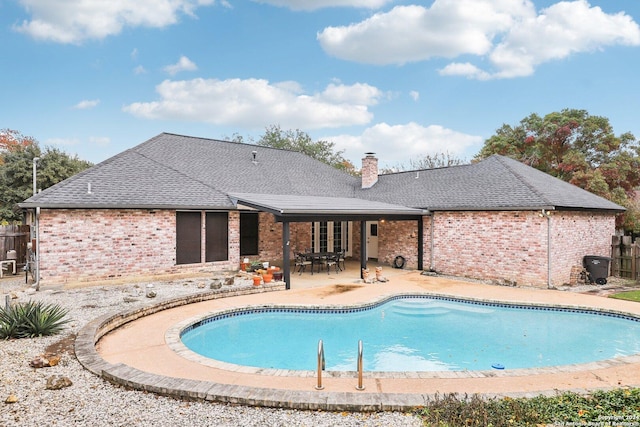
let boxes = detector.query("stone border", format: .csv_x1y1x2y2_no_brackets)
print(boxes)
75,286,640,412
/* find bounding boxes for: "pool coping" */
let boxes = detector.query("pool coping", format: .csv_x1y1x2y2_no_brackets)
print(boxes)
75,275,640,411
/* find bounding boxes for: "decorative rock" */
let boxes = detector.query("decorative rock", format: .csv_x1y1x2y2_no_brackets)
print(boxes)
47,355,61,367
45,375,73,390
5,394,18,404
29,355,50,369
29,354,62,368
210,280,223,290
123,296,139,303
146,290,157,298
223,276,234,286
197,282,206,289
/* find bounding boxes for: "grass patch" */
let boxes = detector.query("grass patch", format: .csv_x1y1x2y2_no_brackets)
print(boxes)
609,290,640,302
414,389,640,426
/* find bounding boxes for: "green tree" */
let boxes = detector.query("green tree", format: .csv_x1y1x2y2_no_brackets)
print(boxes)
475,109,640,231
256,125,357,174
0,135,92,223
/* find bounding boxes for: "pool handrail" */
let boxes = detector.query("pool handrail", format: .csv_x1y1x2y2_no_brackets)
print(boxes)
315,339,325,390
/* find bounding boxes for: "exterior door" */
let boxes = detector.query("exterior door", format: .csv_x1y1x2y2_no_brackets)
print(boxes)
366,221,378,260
312,221,350,254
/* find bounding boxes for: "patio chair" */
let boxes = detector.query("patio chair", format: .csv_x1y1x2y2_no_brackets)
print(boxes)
324,252,339,274
295,253,312,275
336,249,346,271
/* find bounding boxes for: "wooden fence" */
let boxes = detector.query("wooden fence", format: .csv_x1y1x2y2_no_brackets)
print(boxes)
611,235,640,281
0,225,30,267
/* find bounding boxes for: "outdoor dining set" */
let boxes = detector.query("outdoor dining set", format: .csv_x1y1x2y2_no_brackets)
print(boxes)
294,250,346,275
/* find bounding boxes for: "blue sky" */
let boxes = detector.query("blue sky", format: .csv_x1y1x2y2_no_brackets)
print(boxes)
1,0,639,169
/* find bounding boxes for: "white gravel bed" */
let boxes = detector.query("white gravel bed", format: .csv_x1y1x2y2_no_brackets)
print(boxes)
0,276,421,427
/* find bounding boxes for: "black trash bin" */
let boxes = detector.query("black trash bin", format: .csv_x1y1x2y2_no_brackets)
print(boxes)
583,255,611,285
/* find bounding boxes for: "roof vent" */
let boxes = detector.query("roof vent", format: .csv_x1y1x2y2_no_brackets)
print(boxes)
87,182,92,194
252,150,258,165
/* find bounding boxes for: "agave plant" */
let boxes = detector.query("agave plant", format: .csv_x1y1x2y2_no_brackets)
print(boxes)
0,301,70,339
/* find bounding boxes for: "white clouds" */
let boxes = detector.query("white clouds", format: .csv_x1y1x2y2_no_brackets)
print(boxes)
89,136,111,147
252,0,391,11
318,0,640,79
409,91,419,101
14,0,215,43
163,56,198,75
73,99,100,110
134,65,147,75
329,122,483,166
123,78,382,129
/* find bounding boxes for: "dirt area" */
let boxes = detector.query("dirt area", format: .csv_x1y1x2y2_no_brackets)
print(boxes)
44,332,77,356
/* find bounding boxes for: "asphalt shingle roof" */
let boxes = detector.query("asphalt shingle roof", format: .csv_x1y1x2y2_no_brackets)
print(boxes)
19,133,625,213
360,155,624,212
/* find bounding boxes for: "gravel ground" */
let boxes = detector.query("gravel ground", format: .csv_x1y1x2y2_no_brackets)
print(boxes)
0,275,422,427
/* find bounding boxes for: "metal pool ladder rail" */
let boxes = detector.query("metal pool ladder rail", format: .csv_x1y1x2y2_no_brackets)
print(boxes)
356,339,365,391
315,339,325,390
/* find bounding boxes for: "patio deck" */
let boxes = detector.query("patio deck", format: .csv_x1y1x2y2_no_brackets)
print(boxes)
79,269,640,411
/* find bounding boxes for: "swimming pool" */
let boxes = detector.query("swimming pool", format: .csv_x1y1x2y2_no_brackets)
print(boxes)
180,295,640,372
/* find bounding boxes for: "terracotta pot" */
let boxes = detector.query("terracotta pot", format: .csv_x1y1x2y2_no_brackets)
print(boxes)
262,274,273,283
252,276,262,286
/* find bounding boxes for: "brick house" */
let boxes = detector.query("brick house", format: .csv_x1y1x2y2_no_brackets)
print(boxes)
20,133,624,288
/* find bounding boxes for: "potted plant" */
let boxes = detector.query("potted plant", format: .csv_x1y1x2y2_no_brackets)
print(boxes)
252,276,262,286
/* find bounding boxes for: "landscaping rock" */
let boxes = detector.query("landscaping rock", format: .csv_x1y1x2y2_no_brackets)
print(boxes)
5,394,18,404
45,375,73,390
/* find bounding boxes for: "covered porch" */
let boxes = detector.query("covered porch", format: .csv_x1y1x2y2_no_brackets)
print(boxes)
230,193,427,289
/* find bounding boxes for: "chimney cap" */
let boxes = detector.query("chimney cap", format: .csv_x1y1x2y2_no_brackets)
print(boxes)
364,152,376,157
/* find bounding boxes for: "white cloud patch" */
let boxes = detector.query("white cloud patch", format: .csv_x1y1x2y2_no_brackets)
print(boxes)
318,0,640,79
123,78,382,129
89,136,111,147
163,56,198,75
133,65,147,75
14,0,215,44
328,122,483,166
46,137,80,146
252,0,390,11
73,99,100,110
409,91,419,101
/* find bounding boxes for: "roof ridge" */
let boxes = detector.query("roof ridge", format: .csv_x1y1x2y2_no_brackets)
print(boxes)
379,162,472,177
490,155,554,207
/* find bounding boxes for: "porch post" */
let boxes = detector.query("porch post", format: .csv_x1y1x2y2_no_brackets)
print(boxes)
360,221,367,279
283,220,291,290
417,217,424,271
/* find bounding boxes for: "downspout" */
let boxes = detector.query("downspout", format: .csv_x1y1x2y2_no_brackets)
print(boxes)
34,207,40,291
541,209,552,288
32,156,40,291
430,214,435,271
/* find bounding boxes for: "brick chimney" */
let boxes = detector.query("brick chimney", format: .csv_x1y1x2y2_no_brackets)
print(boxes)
361,152,378,189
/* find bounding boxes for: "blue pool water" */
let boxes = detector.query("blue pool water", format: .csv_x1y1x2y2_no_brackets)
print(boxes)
180,296,640,371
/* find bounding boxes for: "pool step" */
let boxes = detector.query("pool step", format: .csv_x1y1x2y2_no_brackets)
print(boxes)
391,300,450,317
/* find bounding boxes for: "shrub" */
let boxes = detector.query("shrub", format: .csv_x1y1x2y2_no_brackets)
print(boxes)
0,300,70,339
414,390,640,426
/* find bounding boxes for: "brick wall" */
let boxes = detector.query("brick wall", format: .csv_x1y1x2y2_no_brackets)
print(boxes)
38,209,240,286
378,220,419,269
549,211,614,286
430,211,547,286
429,210,616,288
255,212,311,265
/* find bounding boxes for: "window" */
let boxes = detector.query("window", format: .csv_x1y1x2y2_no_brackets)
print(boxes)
206,212,228,262
176,212,201,265
240,212,259,256
176,211,229,265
